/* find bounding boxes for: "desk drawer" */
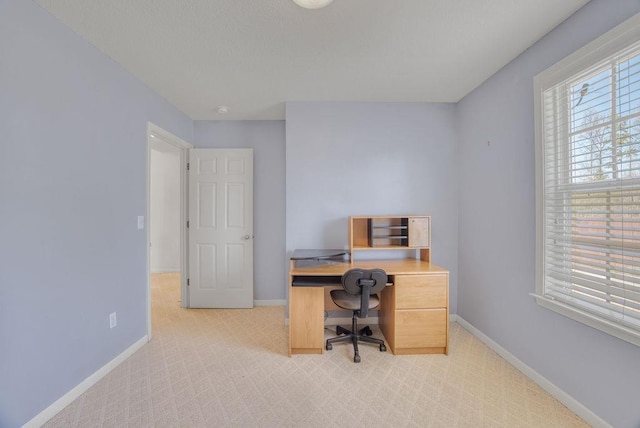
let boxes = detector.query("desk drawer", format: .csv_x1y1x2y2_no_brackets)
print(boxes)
395,274,447,309
395,308,447,348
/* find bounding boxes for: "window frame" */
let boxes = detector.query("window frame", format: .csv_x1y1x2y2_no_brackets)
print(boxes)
534,12,640,347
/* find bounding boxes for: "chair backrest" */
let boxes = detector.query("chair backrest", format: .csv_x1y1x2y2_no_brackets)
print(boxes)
341,268,387,318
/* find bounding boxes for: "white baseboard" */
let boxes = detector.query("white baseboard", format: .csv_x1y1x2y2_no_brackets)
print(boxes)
254,299,286,306
455,316,610,428
23,335,149,428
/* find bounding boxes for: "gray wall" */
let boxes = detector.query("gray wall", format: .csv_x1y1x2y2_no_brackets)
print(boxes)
285,102,458,313
456,1,640,426
193,121,286,301
0,1,193,426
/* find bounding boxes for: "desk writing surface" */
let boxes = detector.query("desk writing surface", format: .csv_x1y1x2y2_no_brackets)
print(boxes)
290,258,447,277
288,254,449,356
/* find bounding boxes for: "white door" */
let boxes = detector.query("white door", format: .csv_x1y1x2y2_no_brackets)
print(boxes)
188,148,254,308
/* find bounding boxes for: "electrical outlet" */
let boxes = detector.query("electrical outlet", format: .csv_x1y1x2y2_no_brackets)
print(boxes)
109,312,117,329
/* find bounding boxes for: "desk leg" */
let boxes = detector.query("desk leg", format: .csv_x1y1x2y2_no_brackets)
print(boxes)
289,286,324,355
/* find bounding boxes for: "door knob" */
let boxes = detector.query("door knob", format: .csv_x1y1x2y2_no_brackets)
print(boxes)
242,234,252,240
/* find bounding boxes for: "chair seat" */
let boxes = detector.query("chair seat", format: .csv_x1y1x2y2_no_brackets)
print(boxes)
330,290,379,311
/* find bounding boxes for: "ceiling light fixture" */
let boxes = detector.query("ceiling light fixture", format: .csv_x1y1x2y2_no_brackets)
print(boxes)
292,0,334,9
217,106,229,114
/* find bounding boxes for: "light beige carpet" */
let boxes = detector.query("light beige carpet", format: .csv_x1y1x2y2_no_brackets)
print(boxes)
44,272,587,427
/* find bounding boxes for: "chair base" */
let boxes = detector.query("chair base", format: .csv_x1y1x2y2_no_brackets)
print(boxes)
325,312,386,363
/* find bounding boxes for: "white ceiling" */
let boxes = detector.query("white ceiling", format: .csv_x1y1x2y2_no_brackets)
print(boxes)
34,0,589,120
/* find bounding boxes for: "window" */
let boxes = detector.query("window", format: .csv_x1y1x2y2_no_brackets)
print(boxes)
534,14,640,346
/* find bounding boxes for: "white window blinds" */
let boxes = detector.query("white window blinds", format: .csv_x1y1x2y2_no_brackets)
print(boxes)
535,24,640,346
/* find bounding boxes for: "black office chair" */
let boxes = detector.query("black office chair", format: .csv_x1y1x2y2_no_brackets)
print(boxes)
325,268,387,362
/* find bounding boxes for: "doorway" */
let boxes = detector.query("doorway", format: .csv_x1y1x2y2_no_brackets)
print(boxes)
146,123,192,340
150,141,180,274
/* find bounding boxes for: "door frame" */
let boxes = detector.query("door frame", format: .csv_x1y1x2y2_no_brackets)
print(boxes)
146,122,193,340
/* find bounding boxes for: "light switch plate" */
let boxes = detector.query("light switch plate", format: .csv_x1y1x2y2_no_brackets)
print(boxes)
137,216,144,229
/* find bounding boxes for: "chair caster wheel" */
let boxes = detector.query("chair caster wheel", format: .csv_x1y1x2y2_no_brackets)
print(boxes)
380,344,386,352
354,355,361,363
365,328,373,336
326,343,332,351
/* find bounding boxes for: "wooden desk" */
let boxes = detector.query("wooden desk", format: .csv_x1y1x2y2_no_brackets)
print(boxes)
288,257,449,356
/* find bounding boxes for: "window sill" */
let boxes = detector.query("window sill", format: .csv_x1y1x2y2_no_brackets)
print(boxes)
531,293,640,348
